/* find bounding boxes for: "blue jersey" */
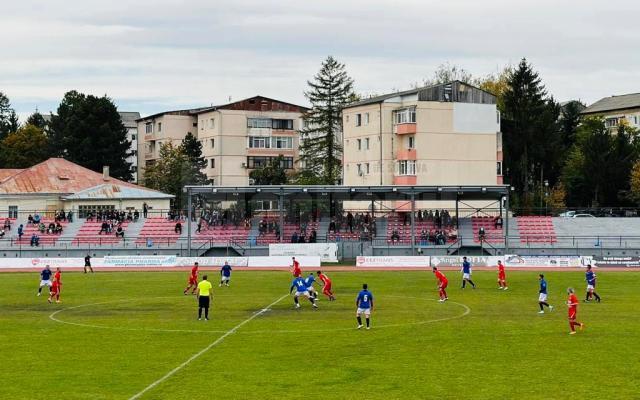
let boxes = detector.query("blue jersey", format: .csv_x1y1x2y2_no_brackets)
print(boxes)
41,269,52,281
357,290,373,309
586,271,596,285
305,275,315,287
539,279,548,294
221,264,232,277
292,277,308,292
462,261,471,274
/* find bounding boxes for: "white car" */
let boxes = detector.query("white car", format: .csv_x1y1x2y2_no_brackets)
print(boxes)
572,213,595,218
559,211,576,218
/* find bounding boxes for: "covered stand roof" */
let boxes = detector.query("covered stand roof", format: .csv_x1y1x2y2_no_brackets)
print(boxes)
185,185,509,203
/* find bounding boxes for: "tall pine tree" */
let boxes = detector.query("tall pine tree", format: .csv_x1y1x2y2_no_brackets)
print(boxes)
180,132,209,185
49,91,133,181
0,92,19,141
298,56,355,184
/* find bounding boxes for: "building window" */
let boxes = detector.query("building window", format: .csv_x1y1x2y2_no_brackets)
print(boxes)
496,110,500,124
247,156,294,169
397,160,416,176
497,161,503,175
193,122,198,128
8,205,18,218
357,163,362,175
210,138,215,148
356,114,362,126
357,139,362,150
273,136,293,149
364,113,370,125
248,137,271,149
210,158,215,168
254,200,280,211
272,119,293,130
605,117,619,128
209,118,215,129
247,118,272,128
157,122,162,132
200,120,205,130
408,136,415,149
394,108,416,124
365,163,370,175
365,138,370,150
78,205,115,219
635,116,639,125
346,115,350,123
145,123,153,134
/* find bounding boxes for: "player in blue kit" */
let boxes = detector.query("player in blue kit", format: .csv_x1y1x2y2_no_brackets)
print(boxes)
584,264,601,302
461,257,476,289
220,261,232,287
356,284,374,330
304,273,318,300
290,276,318,309
37,265,53,297
538,274,554,313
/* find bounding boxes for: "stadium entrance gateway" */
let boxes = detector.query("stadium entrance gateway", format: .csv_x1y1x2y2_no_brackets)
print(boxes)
183,185,510,256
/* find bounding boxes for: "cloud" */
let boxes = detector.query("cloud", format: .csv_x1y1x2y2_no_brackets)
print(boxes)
1,0,639,119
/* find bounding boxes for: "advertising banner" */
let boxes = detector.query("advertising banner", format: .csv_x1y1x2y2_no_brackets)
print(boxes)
430,256,504,268
503,255,585,268
269,243,338,262
356,256,431,268
591,256,640,268
247,256,321,268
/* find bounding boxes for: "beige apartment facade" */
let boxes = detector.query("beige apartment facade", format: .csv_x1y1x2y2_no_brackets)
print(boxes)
137,97,308,186
581,93,640,131
342,81,502,210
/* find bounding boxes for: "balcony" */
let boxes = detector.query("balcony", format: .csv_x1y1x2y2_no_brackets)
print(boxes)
393,176,417,185
144,152,155,160
396,149,416,160
394,123,417,135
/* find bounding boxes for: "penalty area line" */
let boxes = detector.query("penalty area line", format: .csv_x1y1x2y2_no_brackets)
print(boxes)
128,293,288,400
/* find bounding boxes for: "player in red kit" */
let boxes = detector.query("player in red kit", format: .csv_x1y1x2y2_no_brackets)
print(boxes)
183,262,199,295
497,260,508,290
567,287,584,335
48,268,62,303
432,267,448,302
317,270,336,301
291,257,301,277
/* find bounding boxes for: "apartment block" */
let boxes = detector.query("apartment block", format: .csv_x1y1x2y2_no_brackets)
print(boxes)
581,93,640,131
119,112,141,182
137,96,308,185
341,81,501,212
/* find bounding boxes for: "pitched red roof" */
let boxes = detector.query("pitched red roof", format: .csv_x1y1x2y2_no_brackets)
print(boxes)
0,158,143,194
0,169,24,182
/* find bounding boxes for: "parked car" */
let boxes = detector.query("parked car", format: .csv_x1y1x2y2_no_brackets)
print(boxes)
559,211,576,218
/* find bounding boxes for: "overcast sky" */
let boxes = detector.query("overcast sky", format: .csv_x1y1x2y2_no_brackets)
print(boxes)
1,0,639,120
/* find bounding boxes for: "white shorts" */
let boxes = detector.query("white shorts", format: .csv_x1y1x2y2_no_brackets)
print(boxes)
307,285,316,292
221,275,230,282
357,307,371,316
587,284,594,290
463,273,471,280
295,291,310,297
40,280,52,287
538,293,548,302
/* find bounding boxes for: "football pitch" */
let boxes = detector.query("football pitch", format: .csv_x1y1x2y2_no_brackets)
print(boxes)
1,269,639,400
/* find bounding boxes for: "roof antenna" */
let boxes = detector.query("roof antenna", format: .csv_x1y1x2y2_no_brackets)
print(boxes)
228,96,232,102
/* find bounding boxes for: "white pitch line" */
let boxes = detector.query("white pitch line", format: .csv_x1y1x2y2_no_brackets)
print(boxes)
128,293,288,400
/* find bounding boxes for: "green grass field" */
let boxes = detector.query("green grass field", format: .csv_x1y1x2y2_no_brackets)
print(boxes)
1,269,639,399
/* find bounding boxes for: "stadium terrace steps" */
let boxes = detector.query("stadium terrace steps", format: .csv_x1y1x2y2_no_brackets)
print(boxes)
471,216,504,244
516,216,557,244
386,214,455,245
5,219,69,245
194,224,251,244
134,217,185,246
72,220,132,245
552,217,640,248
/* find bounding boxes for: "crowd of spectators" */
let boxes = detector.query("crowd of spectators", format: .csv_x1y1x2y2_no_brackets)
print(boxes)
328,212,377,241
196,209,248,233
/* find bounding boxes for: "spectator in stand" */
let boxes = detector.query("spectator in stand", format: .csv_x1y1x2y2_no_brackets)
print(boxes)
28,214,34,224
133,210,140,221
391,229,400,244
478,227,486,242
127,211,133,221
291,232,299,243
196,219,202,233
448,227,458,240
99,221,109,235
298,233,306,243
347,212,354,233
34,213,41,224
3,218,11,231
67,210,73,223
115,225,125,238
495,216,503,229
309,229,317,243
175,222,182,234
143,202,148,218
38,222,45,234
55,222,63,234
420,229,428,246
328,219,336,234
30,233,40,247
18,224,24,240
47,222,56,234
403,212,409,226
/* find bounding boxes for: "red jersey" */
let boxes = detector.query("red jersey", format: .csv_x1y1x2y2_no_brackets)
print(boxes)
191,266,198,278
54,271,61,283
292,260,301,276
568,294,579,311
434,270,448,284
318,273,331,286
498,264,504,274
